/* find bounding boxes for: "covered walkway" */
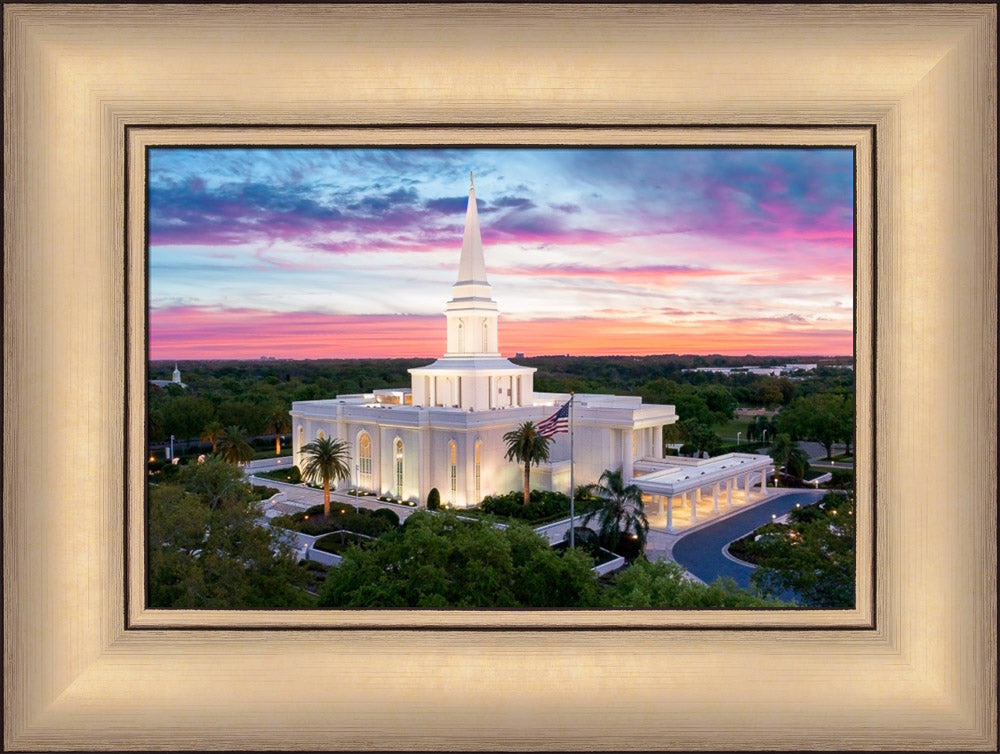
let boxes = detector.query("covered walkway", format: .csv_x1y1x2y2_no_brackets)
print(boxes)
632,452,774,533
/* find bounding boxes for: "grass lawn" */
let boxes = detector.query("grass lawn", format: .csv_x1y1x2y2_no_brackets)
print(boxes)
716,417,755,442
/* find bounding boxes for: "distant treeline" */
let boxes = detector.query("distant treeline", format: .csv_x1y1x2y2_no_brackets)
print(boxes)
147,355,854,446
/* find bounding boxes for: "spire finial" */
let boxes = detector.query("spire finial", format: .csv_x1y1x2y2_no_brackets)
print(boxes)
470,171,474,191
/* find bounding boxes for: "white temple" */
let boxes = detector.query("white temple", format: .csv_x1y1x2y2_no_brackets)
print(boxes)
291,177,773,524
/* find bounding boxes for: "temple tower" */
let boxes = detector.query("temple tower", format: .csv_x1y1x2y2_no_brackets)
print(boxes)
409,174,535,410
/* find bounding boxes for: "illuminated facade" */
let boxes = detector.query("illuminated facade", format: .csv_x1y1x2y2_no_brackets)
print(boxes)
291,179,687,509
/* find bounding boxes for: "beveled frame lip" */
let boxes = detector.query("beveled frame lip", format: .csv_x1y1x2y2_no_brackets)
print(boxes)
127,124,874,630
5,3,996,750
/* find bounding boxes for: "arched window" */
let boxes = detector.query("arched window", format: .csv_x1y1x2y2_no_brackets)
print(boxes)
297,425,304,448
394,438,404,499
457,320,464,352
358,431,372,490
482,320,489,352
474,440,482,504
449,441,458,503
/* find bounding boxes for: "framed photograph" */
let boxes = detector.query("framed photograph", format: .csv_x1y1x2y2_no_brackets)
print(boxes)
4,3,995,750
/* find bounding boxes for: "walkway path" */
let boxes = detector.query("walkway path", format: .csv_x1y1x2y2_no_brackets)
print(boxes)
669,489,825,589
248,477,419,522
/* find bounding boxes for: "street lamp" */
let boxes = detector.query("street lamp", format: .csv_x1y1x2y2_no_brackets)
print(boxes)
736,431,741,445
762,429,768,444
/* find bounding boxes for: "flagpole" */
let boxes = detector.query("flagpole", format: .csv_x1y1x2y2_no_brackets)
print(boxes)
569,392,575,549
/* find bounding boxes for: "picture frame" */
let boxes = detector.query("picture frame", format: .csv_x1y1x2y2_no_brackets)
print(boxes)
4,3,995,750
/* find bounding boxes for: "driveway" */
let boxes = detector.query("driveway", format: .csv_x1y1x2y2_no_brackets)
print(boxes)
670,489,825,590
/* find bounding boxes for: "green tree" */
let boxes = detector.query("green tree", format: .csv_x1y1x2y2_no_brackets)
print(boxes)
148,461,310,608
749,492,855,607
201,420,225,453
677,418,722,457
162,396,216,442
266,407,291,456
746,415,777,443
502,421,552,505
217,399,268,436
299,435,351,517
777,393,852,459
697,383,738,424
318,512,599,608
638,379,717,426
769,432,795,472
583,468,649,556
180,455,248,510
216,425,255,465
426,487,441,511
603,559,782,608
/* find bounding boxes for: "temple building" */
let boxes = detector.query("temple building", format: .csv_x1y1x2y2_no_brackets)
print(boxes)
291,177,772,527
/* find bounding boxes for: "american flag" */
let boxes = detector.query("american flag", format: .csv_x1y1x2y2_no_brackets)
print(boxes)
537,400,571,438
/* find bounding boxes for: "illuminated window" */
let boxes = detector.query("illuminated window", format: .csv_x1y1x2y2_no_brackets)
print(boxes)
632,430,638,457
318,430,325,440
394,438,404,498
358,432,372,490
449,441,457,503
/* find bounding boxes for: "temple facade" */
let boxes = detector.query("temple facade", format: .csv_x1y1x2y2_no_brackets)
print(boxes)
290,178,679,508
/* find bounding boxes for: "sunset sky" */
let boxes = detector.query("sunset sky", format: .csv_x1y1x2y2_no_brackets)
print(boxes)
148,147,854,360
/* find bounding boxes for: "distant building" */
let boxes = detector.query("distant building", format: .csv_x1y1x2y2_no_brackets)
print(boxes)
686,363,820,377
150,363,186,389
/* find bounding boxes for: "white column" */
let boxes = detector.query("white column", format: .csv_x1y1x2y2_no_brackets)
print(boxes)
622,429,634,482
712,483,719,513
690,489,698,521
727,477,733,507
744,473,751,500
657,494,664,515
666,495,673,532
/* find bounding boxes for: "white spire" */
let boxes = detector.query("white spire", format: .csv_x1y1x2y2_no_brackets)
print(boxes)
456,174,488,287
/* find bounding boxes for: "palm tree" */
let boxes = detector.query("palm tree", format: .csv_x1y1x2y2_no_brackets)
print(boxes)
216,425,255,465
503,421,552,505
299,436,351,517
584,468,649,554
267,408,291,456
769,432,795,473
201,420,225,453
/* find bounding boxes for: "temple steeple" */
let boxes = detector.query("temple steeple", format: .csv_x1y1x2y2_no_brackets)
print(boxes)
445,175,499,356
408,176,535,410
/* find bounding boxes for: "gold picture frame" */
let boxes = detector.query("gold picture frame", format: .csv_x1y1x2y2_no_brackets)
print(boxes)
4,3,996,750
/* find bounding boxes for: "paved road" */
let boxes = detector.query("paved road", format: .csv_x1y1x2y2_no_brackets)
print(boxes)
671,490,825,590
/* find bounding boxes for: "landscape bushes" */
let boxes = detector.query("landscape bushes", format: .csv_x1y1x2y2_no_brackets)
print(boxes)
271,504,400,538
479,489,599,524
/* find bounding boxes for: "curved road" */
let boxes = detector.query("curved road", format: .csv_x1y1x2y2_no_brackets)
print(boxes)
671,490,825,591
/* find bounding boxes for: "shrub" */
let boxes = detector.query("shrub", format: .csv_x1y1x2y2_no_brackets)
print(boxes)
479,489,600,524
251,484,280,499
427,487,441,511
271,505,402,537
825,468,854,489
371,507,400,527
